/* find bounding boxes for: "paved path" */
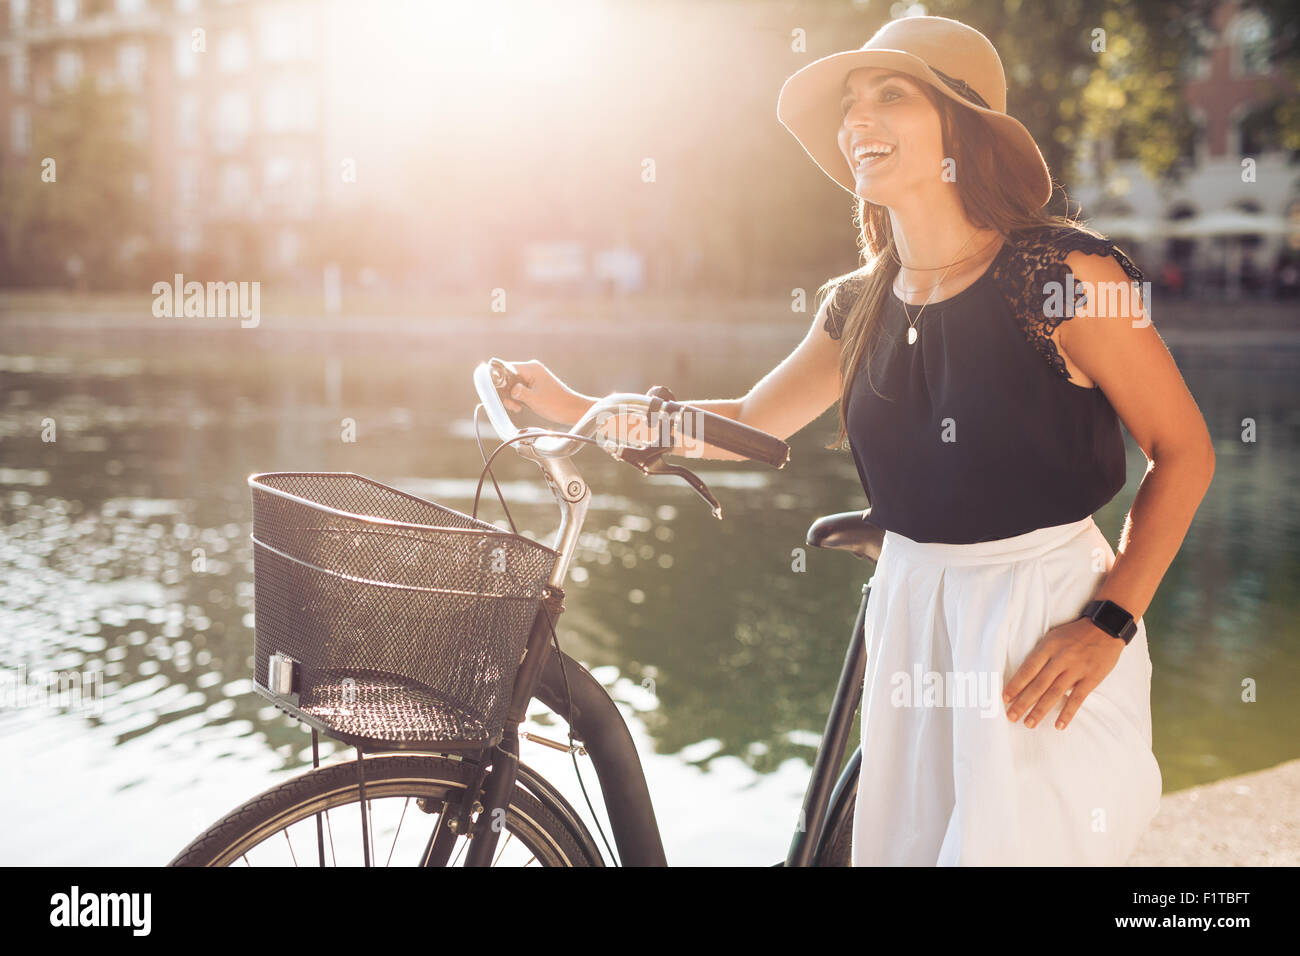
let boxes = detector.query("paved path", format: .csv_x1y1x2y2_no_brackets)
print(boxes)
1128,757,1300,866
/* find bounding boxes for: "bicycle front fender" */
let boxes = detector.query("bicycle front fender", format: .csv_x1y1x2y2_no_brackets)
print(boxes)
533,650,669,867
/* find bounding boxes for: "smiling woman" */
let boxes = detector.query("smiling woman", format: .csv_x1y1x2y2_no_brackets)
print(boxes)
772,15,1215,866
459,10,1215,869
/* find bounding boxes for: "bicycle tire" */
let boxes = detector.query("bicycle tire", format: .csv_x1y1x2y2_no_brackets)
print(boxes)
168,752,601,867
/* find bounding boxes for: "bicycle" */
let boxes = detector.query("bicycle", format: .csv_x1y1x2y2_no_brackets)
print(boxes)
168,357,886,867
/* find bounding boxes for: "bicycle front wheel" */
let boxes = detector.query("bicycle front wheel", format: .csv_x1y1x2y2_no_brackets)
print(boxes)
168,752,601,867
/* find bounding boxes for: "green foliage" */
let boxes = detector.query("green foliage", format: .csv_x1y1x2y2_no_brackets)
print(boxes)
915,0,1222,188
0,76,149,289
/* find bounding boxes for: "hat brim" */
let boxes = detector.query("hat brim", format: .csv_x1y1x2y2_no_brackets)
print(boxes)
777,48,1053,208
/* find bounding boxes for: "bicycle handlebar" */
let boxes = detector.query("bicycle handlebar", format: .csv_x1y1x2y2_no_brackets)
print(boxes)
474,358,790,468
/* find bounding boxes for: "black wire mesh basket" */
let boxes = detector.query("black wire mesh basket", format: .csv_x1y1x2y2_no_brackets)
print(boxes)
248,472,558,753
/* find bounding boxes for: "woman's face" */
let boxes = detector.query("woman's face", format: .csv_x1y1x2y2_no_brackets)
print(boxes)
837,67,945,206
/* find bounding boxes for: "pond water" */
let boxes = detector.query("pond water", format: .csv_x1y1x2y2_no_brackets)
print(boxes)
0,330,1296,864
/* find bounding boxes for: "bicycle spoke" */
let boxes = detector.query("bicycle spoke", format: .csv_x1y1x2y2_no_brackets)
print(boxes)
315,809,326,867
492,829,515,867
325,808,338,867
176,757,588,866
367,797,376,865
450,829,470,867
386,798,411,867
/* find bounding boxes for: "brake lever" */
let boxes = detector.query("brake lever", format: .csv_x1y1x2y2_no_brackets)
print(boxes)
655,461,723,520
617,444,723,519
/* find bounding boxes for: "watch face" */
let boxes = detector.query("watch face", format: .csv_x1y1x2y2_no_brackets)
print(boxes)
1093,601,1135,641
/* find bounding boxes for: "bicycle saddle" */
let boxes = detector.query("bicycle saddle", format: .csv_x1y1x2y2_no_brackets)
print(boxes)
806,509,886,562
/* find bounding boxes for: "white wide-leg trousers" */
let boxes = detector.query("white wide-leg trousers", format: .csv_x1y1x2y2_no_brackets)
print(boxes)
850,516,1163,866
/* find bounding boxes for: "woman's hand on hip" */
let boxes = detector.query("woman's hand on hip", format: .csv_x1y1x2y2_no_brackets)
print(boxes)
1002,618,1125,730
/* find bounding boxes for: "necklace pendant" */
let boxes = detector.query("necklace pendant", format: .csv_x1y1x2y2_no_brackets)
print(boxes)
907,326,918,345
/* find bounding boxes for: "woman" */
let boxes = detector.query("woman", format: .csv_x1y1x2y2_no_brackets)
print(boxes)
502,16,1215,866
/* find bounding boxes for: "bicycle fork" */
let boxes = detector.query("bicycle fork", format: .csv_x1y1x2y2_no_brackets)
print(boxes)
462,585,567,867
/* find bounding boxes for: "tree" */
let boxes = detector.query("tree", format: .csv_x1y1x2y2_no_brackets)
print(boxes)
0,76,148,289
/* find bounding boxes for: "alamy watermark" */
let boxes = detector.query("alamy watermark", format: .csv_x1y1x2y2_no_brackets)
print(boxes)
151,273,260,328
50,886,150,936
0,665,104,716
890,665,1004,718
594,404,706,457
1042,276,1152,326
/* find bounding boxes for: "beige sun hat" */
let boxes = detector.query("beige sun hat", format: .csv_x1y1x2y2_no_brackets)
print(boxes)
776,15,1053,208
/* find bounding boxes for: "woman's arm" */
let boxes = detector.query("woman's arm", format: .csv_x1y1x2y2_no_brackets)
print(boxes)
557,296,845,461
1055,249,1216,622
1002,249,1215,731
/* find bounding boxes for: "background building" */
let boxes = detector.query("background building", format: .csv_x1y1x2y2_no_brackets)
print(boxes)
1073,1,1300,299
0,0,324,283
1,0,1296,299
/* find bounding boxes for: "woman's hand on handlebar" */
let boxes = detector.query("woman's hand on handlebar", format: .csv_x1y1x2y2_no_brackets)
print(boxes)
500,359,592,426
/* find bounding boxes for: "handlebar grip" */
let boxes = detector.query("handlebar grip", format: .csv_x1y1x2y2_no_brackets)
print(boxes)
672,403,790,469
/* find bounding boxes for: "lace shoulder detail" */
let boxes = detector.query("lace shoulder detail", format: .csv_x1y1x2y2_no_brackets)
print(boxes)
822,273,869,341
991,224,1146,379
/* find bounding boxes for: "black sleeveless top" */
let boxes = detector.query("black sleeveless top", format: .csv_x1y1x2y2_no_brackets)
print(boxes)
823,224,1142,544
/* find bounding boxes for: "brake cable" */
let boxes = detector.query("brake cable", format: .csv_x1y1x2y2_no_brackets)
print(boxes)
470,405,620,864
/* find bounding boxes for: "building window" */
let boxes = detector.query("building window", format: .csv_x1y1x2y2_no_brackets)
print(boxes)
176,92,198,146
1229,10,1271,76
1237,101,1282,157
133,172,149,199
217,30,251,73
177,225,202,253
10,51,28,95
276,228,300,268
55,0,79,25
296,158,317,211
220,163,252,207
262,80,316,133
1183,22,1213,80
127,104,148,142
116,0,147,15
11,108,31,153
1178,109,1206,165
10,0,29,30
176,156,199,207
118,42,147,90
263,155,294,196
174,0,200,13
259,8,313,62
213,91,250,152
214,91,250,151
55,49,83,88
174,33,199,78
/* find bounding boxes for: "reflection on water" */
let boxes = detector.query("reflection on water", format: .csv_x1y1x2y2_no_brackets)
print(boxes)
1,335,1297,864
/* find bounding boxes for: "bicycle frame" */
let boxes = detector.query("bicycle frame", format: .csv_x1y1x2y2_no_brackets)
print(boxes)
458,361,870,866
461,579,870,866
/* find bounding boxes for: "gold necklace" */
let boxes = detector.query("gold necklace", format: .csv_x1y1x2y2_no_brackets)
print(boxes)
896,230,983,346
889,230,1000,271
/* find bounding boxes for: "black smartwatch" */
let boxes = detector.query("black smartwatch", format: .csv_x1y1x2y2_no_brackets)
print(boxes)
1080,599,1137,644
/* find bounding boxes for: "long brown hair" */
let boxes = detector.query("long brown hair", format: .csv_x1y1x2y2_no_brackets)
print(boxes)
819,83,1093,451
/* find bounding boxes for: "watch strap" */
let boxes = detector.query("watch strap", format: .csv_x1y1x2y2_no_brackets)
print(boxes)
1081,599,1137,644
